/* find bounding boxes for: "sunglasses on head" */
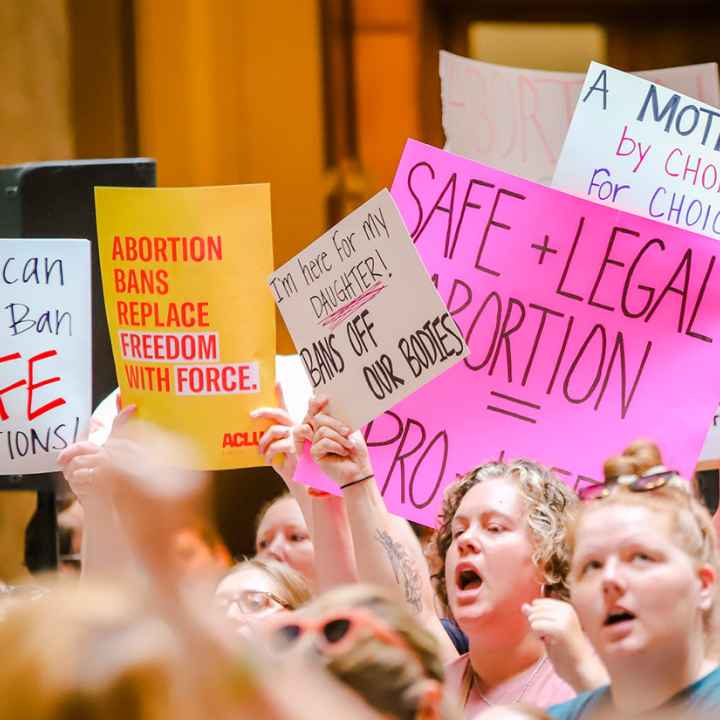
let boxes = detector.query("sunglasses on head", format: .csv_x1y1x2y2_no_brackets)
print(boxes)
269,607,415,657
578,469,684,502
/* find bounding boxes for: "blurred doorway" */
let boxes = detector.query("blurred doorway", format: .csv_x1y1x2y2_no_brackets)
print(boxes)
423,0,720,142
467,22,606,71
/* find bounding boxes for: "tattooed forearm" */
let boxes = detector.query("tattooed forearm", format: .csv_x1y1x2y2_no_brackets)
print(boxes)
374,529,422,614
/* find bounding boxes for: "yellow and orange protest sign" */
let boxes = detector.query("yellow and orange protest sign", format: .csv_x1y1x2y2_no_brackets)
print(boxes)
95,185,276,470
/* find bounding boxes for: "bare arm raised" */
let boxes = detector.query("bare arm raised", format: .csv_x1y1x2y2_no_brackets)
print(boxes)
309,398,457,661
57,406,137,580
252,389,358,592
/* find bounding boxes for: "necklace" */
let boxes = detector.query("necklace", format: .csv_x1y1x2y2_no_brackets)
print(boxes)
462,655,548,708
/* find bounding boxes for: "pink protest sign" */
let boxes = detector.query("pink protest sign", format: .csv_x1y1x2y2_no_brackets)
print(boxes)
297,139,720,527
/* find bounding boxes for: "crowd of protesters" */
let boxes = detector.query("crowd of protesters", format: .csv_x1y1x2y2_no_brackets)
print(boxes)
1,378,720,720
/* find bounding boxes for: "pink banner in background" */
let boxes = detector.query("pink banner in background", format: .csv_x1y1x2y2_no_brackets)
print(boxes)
297,139,720,526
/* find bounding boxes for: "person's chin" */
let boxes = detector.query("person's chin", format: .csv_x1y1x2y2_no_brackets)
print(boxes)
451,596,496,630
598,626,646,659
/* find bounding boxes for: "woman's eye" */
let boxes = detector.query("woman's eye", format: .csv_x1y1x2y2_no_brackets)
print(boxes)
487,525,504,533
258,540,268,550
581,559,602,575
290,533,308,543
632,552,654,563
247,595,269,612
451,528,464,540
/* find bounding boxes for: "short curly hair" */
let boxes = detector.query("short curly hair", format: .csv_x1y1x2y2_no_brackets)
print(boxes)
432,460,578,608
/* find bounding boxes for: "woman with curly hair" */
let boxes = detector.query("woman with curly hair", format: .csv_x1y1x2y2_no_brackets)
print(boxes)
434,461,605,714
304,398,607,715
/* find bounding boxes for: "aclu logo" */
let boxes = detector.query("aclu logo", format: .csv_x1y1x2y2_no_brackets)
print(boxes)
222,430,262,449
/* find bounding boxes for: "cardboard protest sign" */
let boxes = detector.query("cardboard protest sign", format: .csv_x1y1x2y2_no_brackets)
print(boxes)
0,239,91,474
95,185,276,470
441,51,720,184
553,62,720,243
298,140,720,526
269,190,468,430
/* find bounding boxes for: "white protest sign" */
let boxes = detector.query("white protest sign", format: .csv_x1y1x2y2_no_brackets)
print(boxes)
275,354,312,424
268,189,468,429
699,403,720,464
0,239,91,474
441,51,720,184
553,62,720,241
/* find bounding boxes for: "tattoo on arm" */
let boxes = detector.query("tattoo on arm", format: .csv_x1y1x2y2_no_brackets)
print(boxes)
374,529,423,614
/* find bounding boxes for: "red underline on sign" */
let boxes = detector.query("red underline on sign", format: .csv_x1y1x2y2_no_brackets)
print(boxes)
319,281,387,331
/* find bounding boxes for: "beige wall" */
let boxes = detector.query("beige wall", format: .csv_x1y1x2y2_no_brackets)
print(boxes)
353,0,422,191
0,0,74,164
135,0,327,353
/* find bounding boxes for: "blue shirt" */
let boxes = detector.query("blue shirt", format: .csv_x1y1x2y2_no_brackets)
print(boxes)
440,617,469,655
548,665,720,718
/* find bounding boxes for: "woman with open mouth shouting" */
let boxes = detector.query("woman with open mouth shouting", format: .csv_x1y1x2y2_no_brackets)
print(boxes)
305,398,607,716
549,475,720,718
434,461,603,715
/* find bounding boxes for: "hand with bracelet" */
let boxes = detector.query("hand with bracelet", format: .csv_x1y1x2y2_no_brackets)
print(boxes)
307,395,374,491
307,395,459,661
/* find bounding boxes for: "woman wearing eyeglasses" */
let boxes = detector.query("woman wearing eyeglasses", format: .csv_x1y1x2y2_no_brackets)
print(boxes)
215,557,311,636
253,395,462,661
549,479,720,718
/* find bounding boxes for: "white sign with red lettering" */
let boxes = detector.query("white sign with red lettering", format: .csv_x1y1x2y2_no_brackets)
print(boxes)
441,51,720,184
0,239,91,474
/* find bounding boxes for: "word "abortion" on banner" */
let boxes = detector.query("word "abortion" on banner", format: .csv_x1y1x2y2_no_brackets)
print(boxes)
441,51,720,184
309,140,720,527
95,184,276,470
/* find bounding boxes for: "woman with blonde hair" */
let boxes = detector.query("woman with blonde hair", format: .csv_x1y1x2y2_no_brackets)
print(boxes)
549,478,720,718
269,583,461,719
215,556,311,635
432,461,605,713
305,399,608,715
